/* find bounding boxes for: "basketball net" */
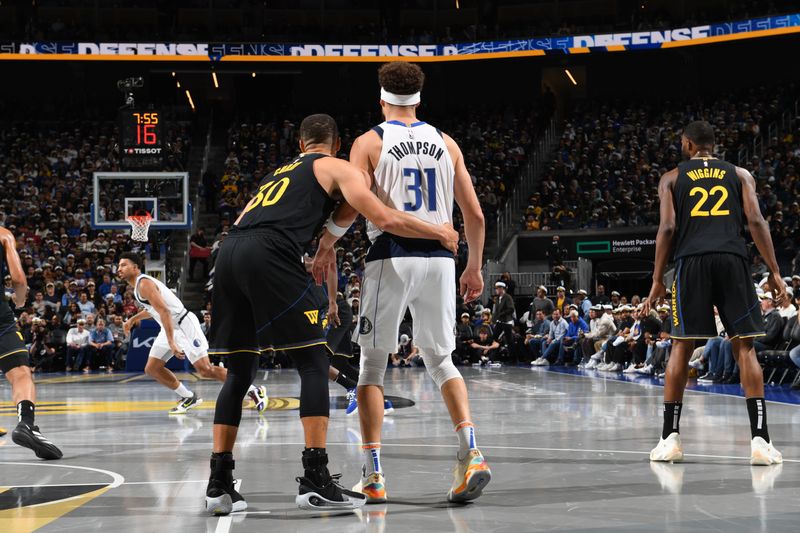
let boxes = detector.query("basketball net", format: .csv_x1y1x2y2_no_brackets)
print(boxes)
126,212,153,242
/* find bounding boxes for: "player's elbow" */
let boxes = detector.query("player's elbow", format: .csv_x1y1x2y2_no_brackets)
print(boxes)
658,223,675,237
372,211,395,233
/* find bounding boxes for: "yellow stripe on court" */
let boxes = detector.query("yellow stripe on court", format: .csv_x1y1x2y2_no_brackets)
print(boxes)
0,486,110,533
0,398,299,415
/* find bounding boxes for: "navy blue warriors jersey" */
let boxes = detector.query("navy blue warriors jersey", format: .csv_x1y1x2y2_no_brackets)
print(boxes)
672,157,748,260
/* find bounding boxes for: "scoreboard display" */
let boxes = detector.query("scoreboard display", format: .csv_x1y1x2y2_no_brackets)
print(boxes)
119,110,164,170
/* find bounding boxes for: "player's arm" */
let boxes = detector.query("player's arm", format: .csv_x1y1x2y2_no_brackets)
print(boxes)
645,170,678,314
137,279,184,357
0,228,28,309
123,308,151,336
446,134,486,303
312,201,361,285
325,258,340,327
317,157,458,248
739,166,786,303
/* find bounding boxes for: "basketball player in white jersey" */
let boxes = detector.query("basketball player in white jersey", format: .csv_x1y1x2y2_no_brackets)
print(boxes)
117,253,267,415
312,62,490,503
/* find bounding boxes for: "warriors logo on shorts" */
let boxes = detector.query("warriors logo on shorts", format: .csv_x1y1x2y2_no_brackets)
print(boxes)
359,317,373,335
193,339,202,348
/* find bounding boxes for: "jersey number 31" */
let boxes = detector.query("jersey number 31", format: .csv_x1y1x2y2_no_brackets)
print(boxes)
403,168,437,212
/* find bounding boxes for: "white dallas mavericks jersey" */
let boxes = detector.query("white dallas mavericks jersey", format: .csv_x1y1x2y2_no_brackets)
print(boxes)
368,120,455,242
133,274,186,327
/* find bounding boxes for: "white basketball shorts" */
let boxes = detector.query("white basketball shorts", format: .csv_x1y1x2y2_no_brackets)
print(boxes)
149,311,209,364
354,256,456,356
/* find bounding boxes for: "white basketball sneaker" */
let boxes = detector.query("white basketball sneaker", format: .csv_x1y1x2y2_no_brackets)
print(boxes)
650,432,684,462
750,437,783,466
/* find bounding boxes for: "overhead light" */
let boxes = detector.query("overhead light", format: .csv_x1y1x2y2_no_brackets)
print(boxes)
185,89,195,111
176,81,181,88
455,0,460,8
212,71,219,88
171,71,175,77
564,69,578,86
251,72,256,78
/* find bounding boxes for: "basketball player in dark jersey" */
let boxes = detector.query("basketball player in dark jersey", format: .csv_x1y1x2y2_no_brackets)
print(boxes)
0,226,62,459
205,114,458,515
645,120,785,465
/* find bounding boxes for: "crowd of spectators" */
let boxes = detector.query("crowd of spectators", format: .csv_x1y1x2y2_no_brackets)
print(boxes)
521,85,800,275
522,85,799,234
200,106,548,308
0,119,192,372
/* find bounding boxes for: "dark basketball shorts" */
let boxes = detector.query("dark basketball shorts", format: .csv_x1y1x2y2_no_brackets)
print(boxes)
208,228,330,357
0,324,29,373
324,298,354,358
671,253,764,340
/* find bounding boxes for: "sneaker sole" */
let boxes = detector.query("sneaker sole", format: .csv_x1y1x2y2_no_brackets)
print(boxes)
231,499,248,512
206,493,233,516
169,398,204,415
448,468,492,502
650,450,684,463
750,451,783,466
12,430,63,460
296,491,367,510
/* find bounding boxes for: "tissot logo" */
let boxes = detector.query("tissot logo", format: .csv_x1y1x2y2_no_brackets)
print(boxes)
127,147,162,154
132,336,156,348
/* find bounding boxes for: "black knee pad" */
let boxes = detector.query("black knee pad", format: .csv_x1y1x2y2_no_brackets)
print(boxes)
292,344,330,418
213,354,259,427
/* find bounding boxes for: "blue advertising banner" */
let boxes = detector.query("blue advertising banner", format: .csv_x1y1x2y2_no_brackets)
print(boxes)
125,319,187,372
1,13,798,61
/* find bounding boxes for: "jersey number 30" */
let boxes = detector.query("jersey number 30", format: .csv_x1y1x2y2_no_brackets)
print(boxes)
689,185,730,217
243,177,291,214
403,168,436,212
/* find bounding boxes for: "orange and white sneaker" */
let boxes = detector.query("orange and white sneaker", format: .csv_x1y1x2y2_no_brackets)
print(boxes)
750,437,782,466
447,449,491,502
353,468,387,504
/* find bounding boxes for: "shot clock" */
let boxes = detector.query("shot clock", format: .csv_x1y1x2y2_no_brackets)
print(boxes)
119,109,164,170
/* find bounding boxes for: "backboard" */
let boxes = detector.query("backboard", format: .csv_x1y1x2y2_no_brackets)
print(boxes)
91,172,191,230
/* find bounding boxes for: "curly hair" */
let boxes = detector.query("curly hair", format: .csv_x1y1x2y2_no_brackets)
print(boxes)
378,62,425,96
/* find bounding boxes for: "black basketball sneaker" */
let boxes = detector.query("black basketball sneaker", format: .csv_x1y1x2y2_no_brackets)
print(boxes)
295,449,366,510
12,422,63,460
206,453,247,516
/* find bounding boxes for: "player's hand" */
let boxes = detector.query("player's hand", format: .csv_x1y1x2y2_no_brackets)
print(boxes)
310,245,336,286
439,223,459,254
460,267,484,304
327,300,340,327
767,271,788,305
643,281,667,315
170,341,185,359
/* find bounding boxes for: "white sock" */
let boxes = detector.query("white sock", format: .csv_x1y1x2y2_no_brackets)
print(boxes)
363,443,382,475
455,421,477,459
174,382,193,398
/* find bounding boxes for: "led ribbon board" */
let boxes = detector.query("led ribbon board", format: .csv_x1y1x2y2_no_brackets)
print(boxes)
1,13,798,61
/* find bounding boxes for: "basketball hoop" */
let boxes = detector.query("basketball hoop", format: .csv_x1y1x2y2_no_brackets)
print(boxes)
126,212,153,242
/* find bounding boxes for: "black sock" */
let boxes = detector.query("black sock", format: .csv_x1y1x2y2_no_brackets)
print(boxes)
335,372,357,391
17,400,35,426
662,401,682,440
746,397,770,442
